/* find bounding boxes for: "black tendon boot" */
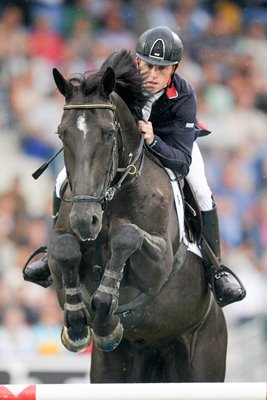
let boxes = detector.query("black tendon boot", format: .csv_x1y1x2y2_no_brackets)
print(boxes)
23,192,61,288
201,207,246,307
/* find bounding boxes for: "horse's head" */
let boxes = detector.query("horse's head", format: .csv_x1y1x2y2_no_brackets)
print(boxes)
53,67,119,241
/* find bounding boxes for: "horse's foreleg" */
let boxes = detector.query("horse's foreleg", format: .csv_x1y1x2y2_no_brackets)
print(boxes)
129,229,173,295
51,233,92,352
92,222,170,352
91,223,144,351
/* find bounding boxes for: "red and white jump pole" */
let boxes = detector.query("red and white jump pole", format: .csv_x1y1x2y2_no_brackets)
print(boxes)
0,383,266,400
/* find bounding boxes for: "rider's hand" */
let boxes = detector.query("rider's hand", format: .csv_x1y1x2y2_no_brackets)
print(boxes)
138,120,154,145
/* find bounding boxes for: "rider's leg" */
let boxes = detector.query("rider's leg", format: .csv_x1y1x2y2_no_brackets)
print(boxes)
23,168,66,287
201,206,246,307
23,190,61,288
186,142,246,307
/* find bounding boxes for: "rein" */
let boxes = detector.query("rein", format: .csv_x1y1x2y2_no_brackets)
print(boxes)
61,102,144,209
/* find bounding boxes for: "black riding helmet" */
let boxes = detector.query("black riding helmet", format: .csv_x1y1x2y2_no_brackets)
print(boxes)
136,26,183,66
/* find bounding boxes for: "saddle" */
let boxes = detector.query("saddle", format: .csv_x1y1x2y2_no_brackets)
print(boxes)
182,178,203,245
144,145,203,245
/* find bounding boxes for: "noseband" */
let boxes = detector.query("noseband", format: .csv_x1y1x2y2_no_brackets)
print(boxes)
61,102,144,210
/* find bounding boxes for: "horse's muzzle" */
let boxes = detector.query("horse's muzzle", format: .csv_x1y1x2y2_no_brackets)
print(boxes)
69,203,103,241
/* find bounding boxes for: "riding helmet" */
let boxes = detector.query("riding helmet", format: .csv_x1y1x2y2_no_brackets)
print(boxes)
136,26,183,66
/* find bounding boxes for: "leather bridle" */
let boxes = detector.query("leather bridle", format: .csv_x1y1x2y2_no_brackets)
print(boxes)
60,102,144,210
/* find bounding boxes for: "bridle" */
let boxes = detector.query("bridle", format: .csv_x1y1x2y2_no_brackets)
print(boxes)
60,102,144,210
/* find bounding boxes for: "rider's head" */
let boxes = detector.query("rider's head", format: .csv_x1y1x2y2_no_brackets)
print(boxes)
136,26,183,93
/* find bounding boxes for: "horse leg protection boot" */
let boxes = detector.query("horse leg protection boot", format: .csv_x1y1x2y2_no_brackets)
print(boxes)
23,191,61,288
201,206,246,307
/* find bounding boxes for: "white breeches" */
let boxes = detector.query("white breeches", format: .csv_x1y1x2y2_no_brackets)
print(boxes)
186,141,213,211
55,142,213,211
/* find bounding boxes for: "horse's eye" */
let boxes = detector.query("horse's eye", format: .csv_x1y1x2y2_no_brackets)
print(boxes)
104,129,115,141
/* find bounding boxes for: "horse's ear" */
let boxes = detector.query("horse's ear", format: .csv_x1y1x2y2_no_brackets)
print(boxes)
53,68,73,98
100,67,115,97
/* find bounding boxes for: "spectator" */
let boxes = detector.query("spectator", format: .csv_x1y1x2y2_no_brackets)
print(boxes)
61,15,98,76
235,20,267,85
0,304,35,356
27,15,64,65
0,5,29,127
93,4,137,66
174,0,212,40
29,0,66,34
32,289,66,356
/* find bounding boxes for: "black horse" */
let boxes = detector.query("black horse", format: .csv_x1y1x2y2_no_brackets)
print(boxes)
48,50,227,382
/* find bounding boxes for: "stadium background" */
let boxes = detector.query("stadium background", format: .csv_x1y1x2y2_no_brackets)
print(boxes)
0,0,267,382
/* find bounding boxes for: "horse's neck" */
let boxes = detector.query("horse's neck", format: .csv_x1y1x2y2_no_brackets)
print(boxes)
116,100,141,167
123,125,140,159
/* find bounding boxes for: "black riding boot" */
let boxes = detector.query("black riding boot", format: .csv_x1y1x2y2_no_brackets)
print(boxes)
201,206,246,308
23,191,61,288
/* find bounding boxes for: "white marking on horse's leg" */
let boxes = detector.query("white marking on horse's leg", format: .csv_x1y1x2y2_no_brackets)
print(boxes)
77,113,88,139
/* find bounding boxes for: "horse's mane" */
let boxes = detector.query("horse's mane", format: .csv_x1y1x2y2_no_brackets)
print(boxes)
70,50,147,120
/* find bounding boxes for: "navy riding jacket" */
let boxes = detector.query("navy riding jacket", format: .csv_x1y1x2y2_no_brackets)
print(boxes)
148,73,210,177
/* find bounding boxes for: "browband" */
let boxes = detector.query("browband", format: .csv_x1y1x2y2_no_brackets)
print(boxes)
63,104,116,111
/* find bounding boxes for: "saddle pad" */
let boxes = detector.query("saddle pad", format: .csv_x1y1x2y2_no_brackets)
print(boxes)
165,168,202,257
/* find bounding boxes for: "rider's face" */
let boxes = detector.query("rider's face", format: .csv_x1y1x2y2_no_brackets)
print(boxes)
137,58,176,94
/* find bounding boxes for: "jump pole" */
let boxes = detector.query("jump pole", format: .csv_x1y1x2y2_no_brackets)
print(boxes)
0,383,266,400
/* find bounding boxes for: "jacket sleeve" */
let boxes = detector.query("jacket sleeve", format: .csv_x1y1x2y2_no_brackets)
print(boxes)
149,91,197,176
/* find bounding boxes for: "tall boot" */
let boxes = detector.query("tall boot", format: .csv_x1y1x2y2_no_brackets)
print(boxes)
23,191,61,288
201,206,246,308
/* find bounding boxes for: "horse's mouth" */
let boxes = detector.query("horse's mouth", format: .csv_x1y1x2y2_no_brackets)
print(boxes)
80,236,94,242
73,229,100,242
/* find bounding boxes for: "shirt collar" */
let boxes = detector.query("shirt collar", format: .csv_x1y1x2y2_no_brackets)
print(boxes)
165,77,178,99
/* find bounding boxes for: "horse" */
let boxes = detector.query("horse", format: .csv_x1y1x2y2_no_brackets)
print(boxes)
48,50,227,383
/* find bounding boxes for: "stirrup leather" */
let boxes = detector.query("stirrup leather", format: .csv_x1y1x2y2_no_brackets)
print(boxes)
201,235,246,306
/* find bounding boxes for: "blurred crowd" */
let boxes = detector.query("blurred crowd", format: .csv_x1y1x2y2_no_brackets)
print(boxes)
0,0,267,358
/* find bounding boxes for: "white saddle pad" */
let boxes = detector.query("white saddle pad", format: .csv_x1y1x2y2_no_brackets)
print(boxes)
165,168,202,257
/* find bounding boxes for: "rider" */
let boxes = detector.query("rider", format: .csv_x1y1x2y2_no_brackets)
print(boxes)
23,26,246,308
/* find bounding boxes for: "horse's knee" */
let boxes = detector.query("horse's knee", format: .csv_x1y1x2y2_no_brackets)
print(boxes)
52,234,81,266
111,224,144,254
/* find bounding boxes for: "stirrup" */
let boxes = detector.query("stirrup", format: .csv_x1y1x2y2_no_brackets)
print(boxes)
22,246,47,277
209,264,246,308
22,246,52,288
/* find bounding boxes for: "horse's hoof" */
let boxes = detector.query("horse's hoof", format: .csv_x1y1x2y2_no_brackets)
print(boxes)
61,325,93,353
93,321,123,352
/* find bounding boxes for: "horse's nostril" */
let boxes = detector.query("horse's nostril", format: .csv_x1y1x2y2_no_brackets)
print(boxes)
92,215,99,227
